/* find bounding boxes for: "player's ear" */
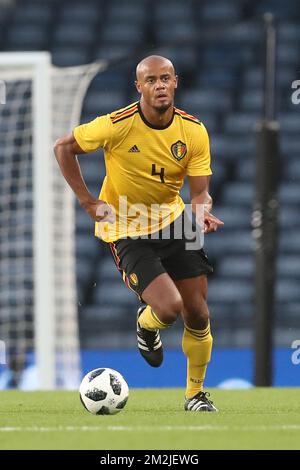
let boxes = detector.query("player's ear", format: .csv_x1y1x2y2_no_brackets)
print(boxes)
135,80,142,94
174,75,178,89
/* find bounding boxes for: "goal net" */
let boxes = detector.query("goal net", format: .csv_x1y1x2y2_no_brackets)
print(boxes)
0,52,104,389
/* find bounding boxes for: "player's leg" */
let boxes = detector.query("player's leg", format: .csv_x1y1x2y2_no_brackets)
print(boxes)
174,275,217,412
139,272,183,327
174,276,212,391
136,272,183,366
109,239,183,366
162,234,217,411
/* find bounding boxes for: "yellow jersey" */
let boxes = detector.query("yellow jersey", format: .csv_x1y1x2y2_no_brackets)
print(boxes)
73,101,212,242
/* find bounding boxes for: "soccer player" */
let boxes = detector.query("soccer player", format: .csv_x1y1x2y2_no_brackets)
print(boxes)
54,55,224,412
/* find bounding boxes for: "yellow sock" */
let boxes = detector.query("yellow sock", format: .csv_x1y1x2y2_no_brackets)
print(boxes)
182,323,213,398
138,305,171,331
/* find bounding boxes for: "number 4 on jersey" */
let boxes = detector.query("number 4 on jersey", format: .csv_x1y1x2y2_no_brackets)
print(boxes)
151,163,165,183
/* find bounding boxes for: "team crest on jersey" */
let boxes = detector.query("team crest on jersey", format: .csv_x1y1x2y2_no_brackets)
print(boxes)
129,273,138,286
171,140,187,161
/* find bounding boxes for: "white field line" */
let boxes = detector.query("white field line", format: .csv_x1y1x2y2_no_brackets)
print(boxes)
0,425,300,433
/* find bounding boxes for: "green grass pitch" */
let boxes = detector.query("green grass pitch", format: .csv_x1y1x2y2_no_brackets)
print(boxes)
0,388,299,450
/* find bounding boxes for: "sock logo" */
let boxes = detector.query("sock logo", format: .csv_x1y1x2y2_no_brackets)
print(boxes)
190,378,203,384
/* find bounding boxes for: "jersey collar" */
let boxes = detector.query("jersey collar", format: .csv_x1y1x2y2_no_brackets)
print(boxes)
138,102,175,130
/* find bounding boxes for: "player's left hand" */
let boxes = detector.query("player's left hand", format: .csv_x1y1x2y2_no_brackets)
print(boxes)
95,201,116,223
203,210,224,233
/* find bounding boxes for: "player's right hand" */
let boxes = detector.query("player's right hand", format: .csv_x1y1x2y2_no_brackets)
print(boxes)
82,199,116,223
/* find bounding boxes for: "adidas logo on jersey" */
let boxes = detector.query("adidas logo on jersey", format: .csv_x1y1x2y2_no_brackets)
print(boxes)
129,145,140,153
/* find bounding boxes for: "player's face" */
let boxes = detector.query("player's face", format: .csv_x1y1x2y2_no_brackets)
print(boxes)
136,63,178,113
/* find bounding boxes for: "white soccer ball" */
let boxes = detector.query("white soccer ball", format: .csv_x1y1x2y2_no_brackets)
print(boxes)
79,368,129,415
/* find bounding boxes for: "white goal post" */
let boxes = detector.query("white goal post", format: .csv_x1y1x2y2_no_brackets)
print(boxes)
0,52,104,389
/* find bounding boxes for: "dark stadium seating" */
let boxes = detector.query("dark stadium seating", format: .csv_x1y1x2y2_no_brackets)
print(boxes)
1,0,299,348
51,47,91,67
155,5,194,23
6,24,48,50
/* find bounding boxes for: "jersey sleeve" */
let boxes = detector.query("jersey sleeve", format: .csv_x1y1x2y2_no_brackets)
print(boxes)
186,123,212,176
73,114,113,153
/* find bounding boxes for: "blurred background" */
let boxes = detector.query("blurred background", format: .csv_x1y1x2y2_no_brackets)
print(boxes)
0,0,299,389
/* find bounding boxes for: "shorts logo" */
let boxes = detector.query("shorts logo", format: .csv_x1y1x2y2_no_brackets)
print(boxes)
171,140,187,161
129,273,138,286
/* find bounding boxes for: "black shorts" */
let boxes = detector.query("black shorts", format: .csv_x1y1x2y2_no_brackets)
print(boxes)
109,212,213,298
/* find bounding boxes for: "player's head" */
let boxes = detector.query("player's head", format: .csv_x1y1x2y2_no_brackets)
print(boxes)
135,55,178,113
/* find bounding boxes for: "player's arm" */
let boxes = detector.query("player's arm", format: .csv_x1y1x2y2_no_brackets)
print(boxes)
54,133,113,222
188,175,224,233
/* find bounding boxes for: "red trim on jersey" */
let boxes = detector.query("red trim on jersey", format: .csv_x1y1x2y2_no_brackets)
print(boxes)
175,108,200,122
111,105,138,123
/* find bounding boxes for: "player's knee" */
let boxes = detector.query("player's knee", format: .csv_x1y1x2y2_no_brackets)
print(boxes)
184,300,210,330
154,297,183,325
